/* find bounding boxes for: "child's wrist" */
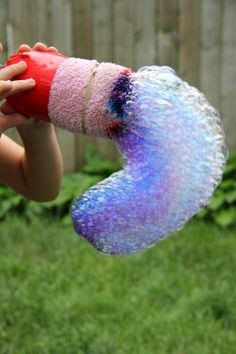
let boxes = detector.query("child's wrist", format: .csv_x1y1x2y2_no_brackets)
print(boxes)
17,120,55,143
17,119,53,133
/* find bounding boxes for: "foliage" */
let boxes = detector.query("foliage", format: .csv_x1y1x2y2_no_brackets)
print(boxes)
197,151,236,228
0,184,23,219
83,144,122,177
0,144,121,222
0,145,235,228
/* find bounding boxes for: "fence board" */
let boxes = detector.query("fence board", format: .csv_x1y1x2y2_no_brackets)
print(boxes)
220,0,236,150
113,0,134,68
26,0,52,46
134,0,156,69
0,0,8,62
72,0,92,59
199,0,222,108
156,0,177,69
7,0,31,51
177,0,200,86
51,0,73,56
92,0,112,62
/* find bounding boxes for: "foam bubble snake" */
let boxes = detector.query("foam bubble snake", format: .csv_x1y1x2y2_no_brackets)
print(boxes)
5,51,228,255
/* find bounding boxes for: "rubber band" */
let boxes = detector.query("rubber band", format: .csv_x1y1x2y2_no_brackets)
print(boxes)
81,62,99,134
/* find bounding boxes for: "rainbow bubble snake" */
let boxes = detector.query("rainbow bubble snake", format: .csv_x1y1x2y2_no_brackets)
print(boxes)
72,65,228,255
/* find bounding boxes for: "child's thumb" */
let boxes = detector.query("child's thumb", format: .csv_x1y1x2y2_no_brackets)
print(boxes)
0,113,27,132
0,100,16,114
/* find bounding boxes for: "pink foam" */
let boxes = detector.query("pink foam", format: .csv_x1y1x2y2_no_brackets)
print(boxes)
85,62,125,136
48,58,126,137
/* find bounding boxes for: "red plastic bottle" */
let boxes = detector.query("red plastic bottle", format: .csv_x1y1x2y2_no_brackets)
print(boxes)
5,51,67,120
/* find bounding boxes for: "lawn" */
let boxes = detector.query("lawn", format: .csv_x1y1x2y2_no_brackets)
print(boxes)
0,217,235,354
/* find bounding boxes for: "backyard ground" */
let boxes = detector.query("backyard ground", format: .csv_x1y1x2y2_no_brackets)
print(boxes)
0,217,235,354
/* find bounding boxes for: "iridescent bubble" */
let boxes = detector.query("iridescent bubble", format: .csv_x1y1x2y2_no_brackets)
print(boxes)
72,66,227,255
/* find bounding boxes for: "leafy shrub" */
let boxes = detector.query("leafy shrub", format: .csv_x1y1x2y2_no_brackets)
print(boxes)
0,184,23,218
197,151,236,227
83,144,122,177
1,145,235,228
0,144,121,222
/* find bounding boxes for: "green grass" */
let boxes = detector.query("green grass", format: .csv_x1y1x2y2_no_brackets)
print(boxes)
0,217,235,354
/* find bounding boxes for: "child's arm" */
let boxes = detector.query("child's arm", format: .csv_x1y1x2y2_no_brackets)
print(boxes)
0,42,63,201
0,123,63,201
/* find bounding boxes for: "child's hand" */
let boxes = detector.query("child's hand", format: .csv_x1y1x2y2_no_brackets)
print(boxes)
17,42,58,54
0,42,36,134
0,64,35,100
0,41,58,103
0,43,35,101
0,42,59,134
0,42,63,202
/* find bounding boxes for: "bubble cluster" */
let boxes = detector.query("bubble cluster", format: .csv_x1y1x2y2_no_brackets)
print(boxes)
72,66,227,255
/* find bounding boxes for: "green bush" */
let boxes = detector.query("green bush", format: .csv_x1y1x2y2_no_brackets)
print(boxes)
1,145,235,228
197,151,236,227
0,144,121,223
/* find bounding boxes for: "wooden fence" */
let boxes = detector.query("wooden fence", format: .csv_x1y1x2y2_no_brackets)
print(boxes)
0,0,235,172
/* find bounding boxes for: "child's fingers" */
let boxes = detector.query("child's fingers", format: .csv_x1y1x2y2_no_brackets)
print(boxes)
0,102,35,127
0,112,28,132
16,42,59,54
0,80,12,95
0,43,3,52
0,61,27,80
47,46,58,53
0,101,16,115
32,42,48,51
0,82,12,101
17,44,32,53
0,78,35,99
